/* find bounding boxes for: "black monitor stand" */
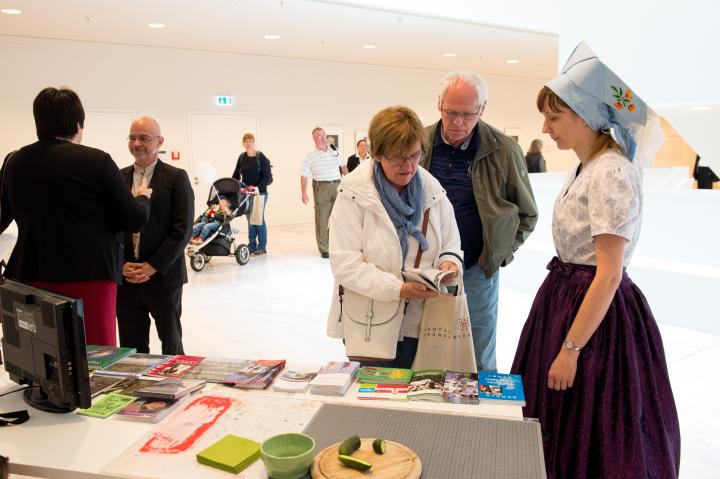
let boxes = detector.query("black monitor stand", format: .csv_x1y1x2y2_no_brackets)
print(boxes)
23,384,74,414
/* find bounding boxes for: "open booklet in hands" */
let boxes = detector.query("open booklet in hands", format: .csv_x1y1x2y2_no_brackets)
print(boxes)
402,268,454,292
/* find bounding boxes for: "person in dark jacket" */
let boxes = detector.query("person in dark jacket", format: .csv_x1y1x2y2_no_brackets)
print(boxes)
232,133,271,255
346,138,370,173
0,87,151,346
525,139,547,173
117,116,194,355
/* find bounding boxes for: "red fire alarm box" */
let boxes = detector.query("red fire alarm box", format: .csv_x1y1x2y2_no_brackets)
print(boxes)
171,151,180,160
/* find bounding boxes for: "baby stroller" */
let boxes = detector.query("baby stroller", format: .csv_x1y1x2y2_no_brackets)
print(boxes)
187,178,252,272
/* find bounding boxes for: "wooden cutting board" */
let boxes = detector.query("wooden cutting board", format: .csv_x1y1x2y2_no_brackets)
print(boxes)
311,438,421,479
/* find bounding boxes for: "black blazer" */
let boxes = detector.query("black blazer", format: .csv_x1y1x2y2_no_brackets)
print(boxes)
120,160,194,289
0,139,150,283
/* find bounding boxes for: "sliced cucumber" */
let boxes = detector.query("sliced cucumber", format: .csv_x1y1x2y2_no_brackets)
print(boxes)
338,435,361,456
338,454,373,471
372,438,387,454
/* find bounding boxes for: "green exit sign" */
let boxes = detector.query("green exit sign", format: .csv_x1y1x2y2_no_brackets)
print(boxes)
215,96,234,106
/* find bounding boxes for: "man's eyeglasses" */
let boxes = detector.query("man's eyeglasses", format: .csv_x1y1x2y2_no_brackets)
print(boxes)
440,107,480,121
385,151,424,166
127,135,159,143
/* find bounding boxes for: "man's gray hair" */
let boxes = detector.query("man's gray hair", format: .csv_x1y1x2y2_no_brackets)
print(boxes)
438,71,489,106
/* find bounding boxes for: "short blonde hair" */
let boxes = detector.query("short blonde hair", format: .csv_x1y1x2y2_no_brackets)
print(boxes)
242,133,254,142
368,106,425,160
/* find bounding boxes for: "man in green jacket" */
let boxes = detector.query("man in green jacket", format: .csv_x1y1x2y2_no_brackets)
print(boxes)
422,71,538,371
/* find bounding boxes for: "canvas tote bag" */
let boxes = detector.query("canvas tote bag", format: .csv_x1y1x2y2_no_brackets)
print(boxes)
248,193,265,225
412,278,477,373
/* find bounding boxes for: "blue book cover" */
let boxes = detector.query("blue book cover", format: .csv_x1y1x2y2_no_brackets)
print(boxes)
477,372,526,406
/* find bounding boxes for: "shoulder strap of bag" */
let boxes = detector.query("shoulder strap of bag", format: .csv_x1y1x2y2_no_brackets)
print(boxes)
413,209,430,269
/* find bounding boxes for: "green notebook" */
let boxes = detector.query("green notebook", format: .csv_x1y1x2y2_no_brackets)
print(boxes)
196,434,261,473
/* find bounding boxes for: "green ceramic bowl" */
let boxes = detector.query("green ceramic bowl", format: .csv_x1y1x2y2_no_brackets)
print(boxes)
260,433,316,479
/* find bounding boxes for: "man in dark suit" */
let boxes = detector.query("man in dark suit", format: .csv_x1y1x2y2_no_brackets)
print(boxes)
117,116,194,355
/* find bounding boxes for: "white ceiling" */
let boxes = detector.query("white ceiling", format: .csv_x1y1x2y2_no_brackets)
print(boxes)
0,0,557,78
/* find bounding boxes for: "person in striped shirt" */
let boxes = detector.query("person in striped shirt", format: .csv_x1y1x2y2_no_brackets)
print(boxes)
300,127,347,258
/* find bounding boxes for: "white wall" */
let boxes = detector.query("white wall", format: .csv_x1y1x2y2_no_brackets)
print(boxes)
0,35,553,225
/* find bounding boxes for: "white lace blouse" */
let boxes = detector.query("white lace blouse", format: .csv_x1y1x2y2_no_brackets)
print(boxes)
552,149,642,267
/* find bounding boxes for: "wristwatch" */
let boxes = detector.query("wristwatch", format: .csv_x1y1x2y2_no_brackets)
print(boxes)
563,339,582,352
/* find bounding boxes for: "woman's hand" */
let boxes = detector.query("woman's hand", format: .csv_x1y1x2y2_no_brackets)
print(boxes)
438,260,459,284
547,348,579,390
400,282,439,299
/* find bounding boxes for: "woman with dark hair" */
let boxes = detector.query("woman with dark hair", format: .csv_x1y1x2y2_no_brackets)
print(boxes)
511,44,680,478
232,132,271,255
0,87,151,346
524,139,546,172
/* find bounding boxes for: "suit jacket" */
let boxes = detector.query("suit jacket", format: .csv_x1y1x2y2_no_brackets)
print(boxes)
120,160,194,289
0,139,150,283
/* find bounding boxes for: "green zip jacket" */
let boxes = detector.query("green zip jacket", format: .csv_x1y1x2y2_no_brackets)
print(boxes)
422,120,538,278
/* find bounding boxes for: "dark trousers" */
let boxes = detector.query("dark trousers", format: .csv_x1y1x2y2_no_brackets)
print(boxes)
117,284,185,355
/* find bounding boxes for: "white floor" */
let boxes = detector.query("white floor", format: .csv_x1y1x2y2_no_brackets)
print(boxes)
150,223,717,478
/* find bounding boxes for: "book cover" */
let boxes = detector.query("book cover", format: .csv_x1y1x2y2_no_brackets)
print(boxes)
272,366,320,393
442,371,479,404
86,345,136,371
477,372,526,406
224,359,286,389
77,393,137,419
145,355,206,378
99,353,172,377
136,378,206,400
357,383,409,401
356,366,413,384
317,361,360,375
408,369,446,402
115,396,186,423
89,373,124,398
182,358,254,382
101,376,163,397
196,434,261,473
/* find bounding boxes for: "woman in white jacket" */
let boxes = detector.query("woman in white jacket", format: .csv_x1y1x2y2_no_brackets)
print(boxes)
327,105,463,368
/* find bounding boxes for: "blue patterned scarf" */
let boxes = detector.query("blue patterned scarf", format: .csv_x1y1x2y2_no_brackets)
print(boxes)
373,162,428,264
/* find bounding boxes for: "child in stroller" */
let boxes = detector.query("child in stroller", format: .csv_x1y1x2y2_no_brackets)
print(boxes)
191,197,232,243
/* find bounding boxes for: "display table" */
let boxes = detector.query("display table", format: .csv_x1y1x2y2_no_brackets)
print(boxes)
1,369,526,479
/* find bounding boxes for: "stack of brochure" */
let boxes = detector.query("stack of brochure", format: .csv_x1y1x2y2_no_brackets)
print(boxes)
356,367,413,384
272,366,321,393
442,371,479,405
115,396,188,423
310,361,360,396
223,359,286,389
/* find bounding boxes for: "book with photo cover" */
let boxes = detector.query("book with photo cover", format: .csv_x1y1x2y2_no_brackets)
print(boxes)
115,396,187,423
272,366,321,393
407,369,446,402
442,371,479,405
145,355,206,378
402,267,454,292
310,361,360,396
182,358,255,383
100,376,163,397
99,353,172,377
89,373,125,398
135,378,207,400
356,366,413,384
223,359,286,389
477,372,526,406
86,345,136,371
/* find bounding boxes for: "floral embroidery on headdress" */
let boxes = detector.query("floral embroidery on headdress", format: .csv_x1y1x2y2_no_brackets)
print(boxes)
611,86,635,112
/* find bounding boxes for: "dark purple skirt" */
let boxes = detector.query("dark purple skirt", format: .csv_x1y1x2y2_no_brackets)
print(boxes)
511,257,680,479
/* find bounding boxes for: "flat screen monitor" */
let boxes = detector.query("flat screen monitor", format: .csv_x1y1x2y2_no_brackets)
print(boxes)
0,280,91,413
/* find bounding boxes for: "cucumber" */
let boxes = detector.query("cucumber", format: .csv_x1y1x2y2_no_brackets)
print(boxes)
372,438,386,454
338,454,373,471
338,435,361,456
